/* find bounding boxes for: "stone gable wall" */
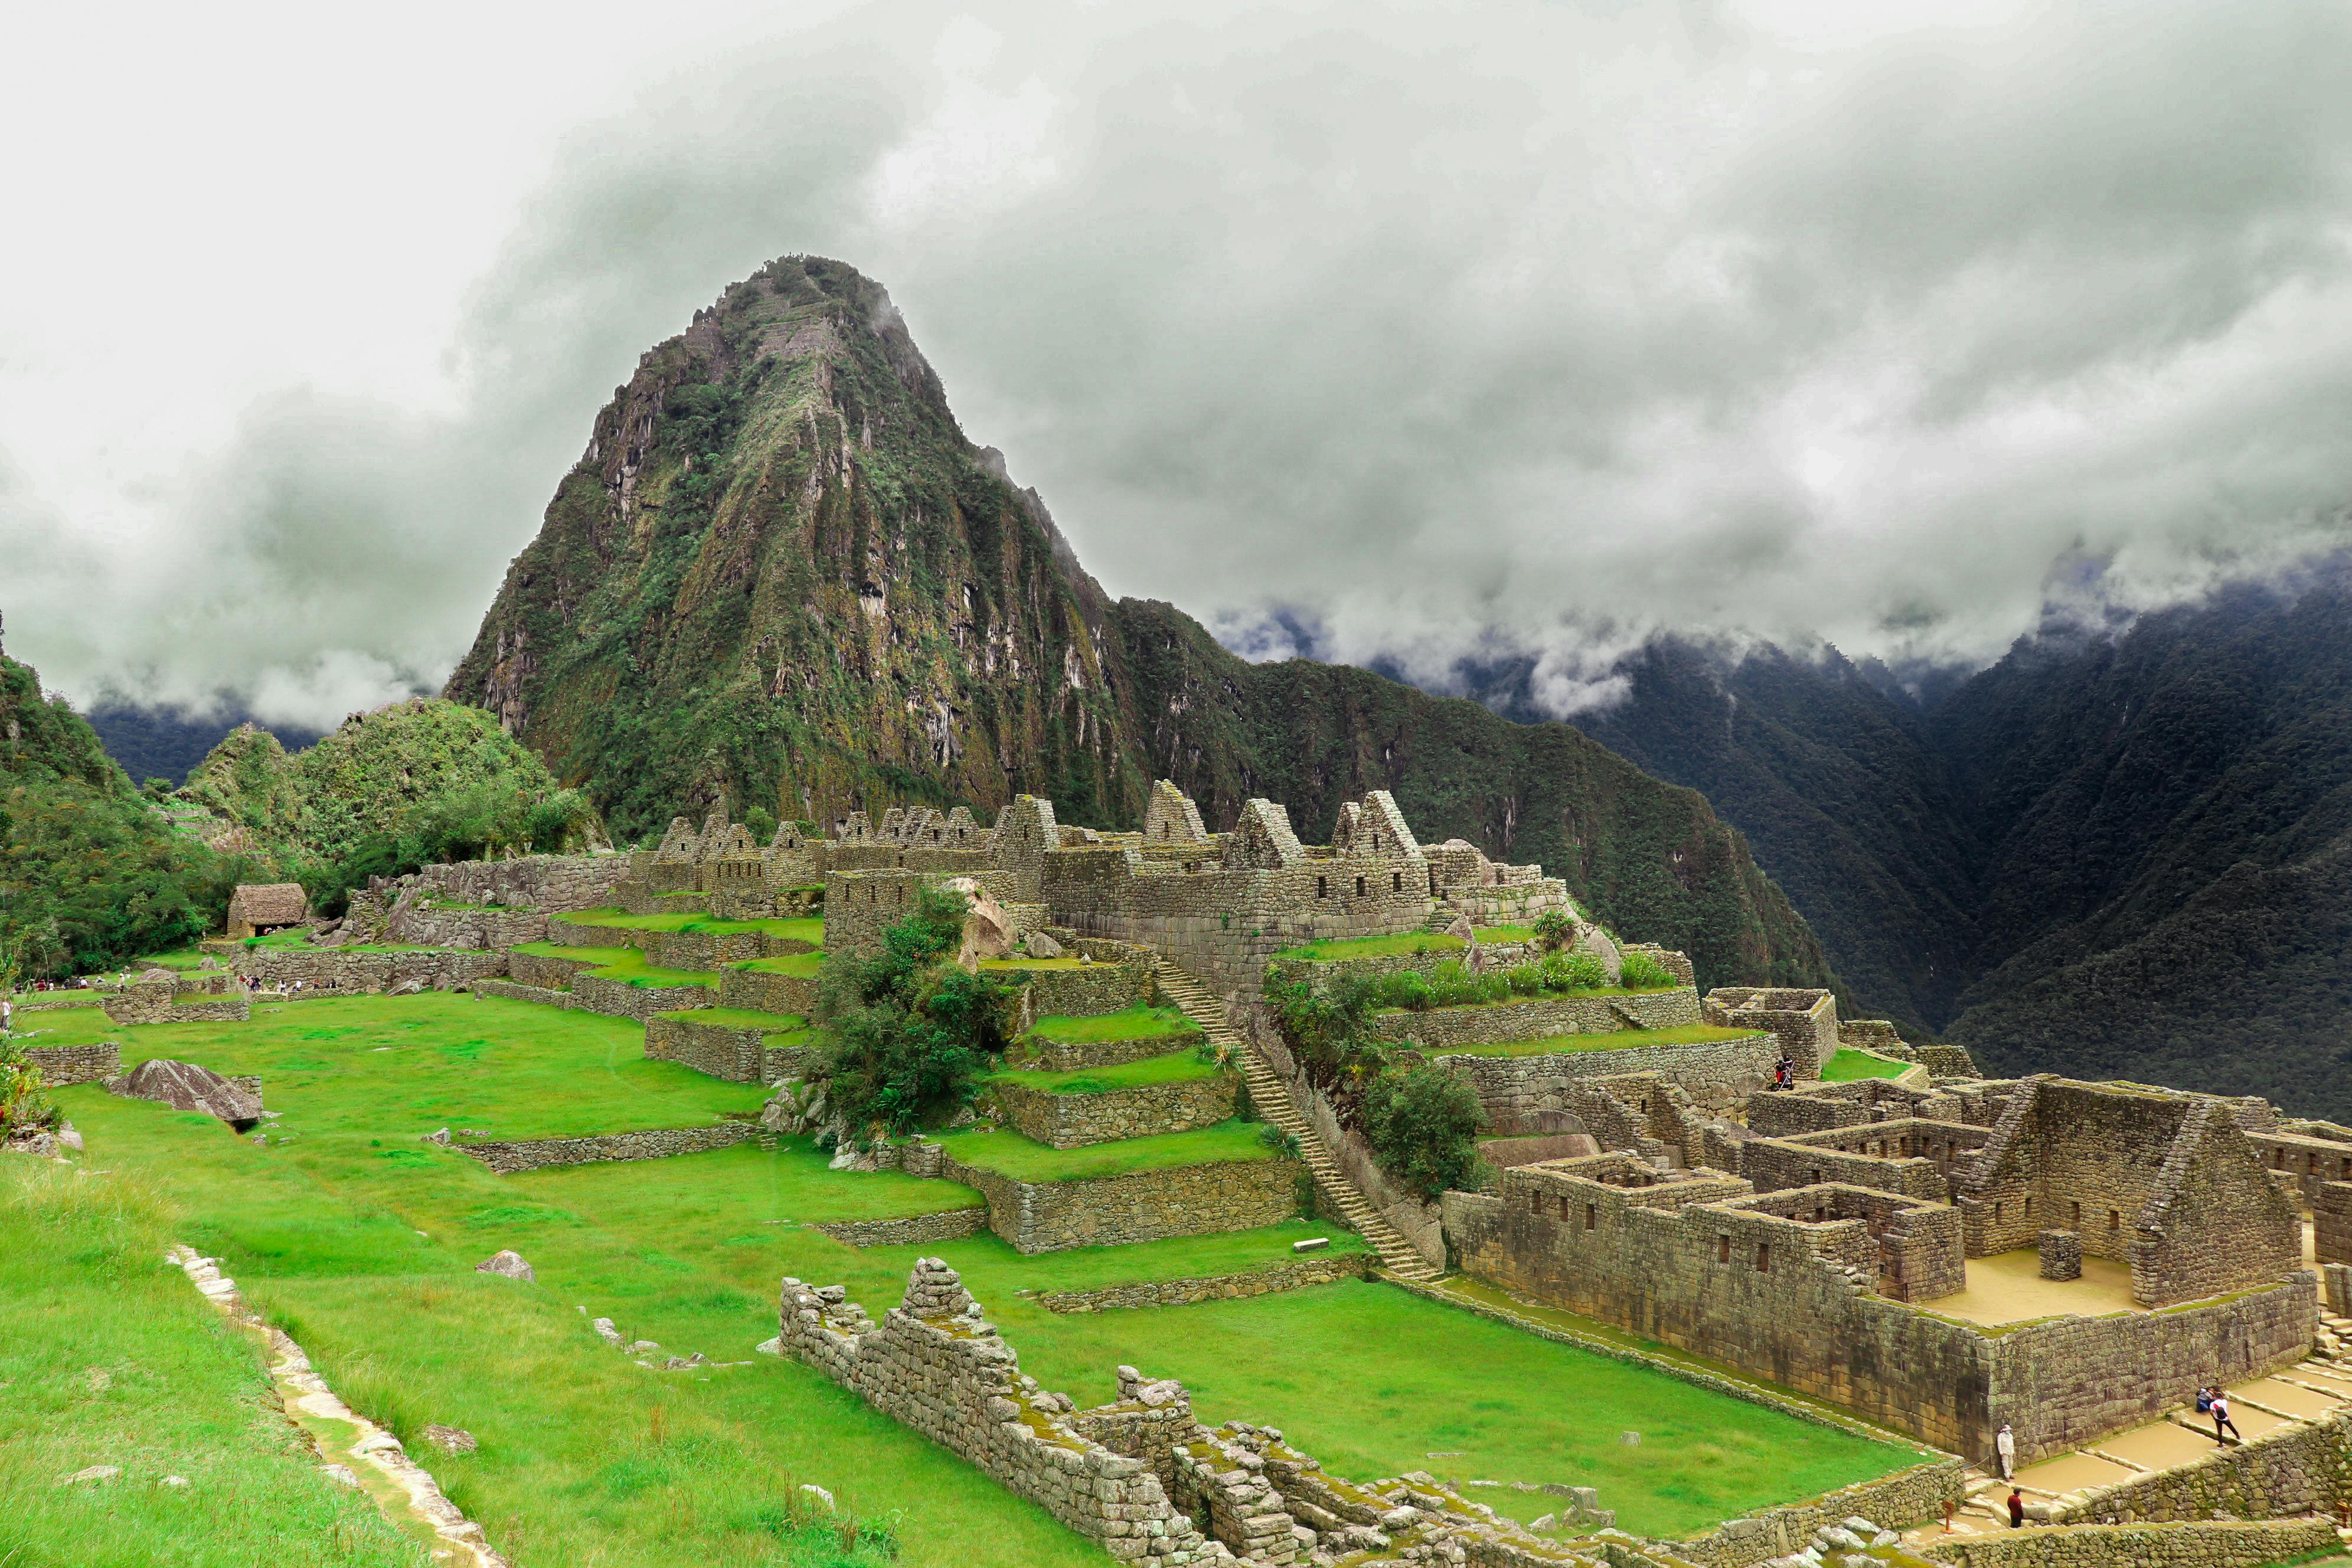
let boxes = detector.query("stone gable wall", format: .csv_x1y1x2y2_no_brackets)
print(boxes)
21,1041,120,1086
454,1121,757,1174
1375,990,1701,1051
986,1073,1237,1149
941,1153,1302,1254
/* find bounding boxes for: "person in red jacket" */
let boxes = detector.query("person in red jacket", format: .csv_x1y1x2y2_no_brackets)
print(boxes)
2007,1490,2025,1529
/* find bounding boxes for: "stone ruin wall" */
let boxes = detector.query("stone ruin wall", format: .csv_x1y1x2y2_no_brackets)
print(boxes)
1953,1081,2304,1307
235,946,508,994
1703,988,1840,1076
453,1122,758,1174
21,1041,121,1086
1432,1028,1774,1128
2318,1181,2352,1266
1442,1159,2315,1464
1926,1521,2341,1568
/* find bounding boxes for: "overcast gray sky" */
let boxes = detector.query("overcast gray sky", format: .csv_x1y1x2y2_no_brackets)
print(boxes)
6,0,2351,727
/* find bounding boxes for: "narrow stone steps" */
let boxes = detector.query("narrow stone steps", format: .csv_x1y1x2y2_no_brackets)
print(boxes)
1153,958,1441,1281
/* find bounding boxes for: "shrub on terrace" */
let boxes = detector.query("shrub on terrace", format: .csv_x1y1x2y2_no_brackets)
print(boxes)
1360,1064,1487,1199
1262,969,1390,1090
1,1039,58,1136
1531,910,1575,952
1618,950,1675,990
817,883,1017,1139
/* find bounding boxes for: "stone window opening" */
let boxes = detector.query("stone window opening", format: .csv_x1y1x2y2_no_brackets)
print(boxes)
2072,1200,2082,1228
1316,876,1327,899
1808,1168,1822,1185
2108,1208,2120,1232
1354,875,1366,897
1585,1203,1597,1231
1993,1201,2003,1225
1391,871,1402,893
1428,868,1439,895
1719,1234,1731,1264
2023,1195,2033,1221
1756,1242,1770,1273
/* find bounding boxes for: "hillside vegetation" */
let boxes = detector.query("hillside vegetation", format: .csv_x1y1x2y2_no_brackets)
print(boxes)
1470,580,2352,1118
447,256,1835,994
0,647,236,975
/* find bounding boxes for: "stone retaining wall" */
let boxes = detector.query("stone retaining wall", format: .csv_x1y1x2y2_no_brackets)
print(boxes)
391,907,547,950
12,991,103,1011
941,1153,1303,1253
985,1073,1236,1149
1668,1459,1967,1567
1374,988,1701,1050
2046,1405,2351,1525
234,946,508,994
21,1041,121,1086
1435,1031,1778,1120
1019,1026,1201,1073
1036,1250,1371,1312
507,951,593,991
718,966,818,1017
1002,955,1156,1020
567,973,713,1023
454,1122,757,1174
544,919,784,971
103,989,251,1025
1920,1519,2340,1568
471,979,570,1008
645,1013,779,1082
809,1208,989,1247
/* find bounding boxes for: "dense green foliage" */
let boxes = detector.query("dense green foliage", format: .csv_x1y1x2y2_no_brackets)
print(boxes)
446,255,1835,995
0,652,243,976
1374,952,1630,1011
1525,580,2352,1116
1262,970,1391,1092
1,1034,58,1132
818,883,1017,1137
1360,1065,1489,1199
175,698,600,917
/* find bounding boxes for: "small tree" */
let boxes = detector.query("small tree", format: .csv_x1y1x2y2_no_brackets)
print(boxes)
817,884,1017,1139
1262,968,1389,1092
1531,910,1575,952
1360,1064,1487,1199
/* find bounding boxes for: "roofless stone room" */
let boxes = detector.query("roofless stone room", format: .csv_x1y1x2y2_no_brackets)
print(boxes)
9,6,2352,1564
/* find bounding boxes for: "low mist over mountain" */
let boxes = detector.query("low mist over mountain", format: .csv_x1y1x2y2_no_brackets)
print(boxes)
82,704,322,788
444,256,1834,994
1453,581,2352,1117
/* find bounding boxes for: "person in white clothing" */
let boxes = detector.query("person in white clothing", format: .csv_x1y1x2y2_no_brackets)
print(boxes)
1995,1422,2015,1479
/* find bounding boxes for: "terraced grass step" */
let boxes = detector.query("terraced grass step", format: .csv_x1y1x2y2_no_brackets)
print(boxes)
935,1119,1274,1182
1426,1024,1766,1060
1013,1004,1202,1071
989,1048,1219,1096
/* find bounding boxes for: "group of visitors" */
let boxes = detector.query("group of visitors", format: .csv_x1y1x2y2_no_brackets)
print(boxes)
1963,1386,2248,1536
1768,1056,1795,1090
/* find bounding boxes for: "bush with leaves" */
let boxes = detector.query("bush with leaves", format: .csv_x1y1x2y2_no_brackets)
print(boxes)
1618,950,1675,990
1531,910,1575,952
1262,968,1390,1092
1360,1064,1487,1199
816,884,1016,1139
1,1038,58,1135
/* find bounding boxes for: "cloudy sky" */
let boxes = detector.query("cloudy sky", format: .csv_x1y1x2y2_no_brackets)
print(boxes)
6,0,2351,727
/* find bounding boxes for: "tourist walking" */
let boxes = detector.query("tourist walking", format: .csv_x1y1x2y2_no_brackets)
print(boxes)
2211,1391,2241,1446
1994,1422,2015,1480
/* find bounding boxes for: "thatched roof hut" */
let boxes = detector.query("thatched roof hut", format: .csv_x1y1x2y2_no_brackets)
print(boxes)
226,883,308,938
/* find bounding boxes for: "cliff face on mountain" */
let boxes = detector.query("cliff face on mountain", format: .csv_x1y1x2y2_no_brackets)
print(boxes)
446,256,1836,993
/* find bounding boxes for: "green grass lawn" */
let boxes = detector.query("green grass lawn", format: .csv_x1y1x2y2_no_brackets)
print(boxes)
1819,1048,1911,1082
1273,932,1466,962
1024,1004,1198,1044
560,909,825,947
989,1050,1222,1095
730,952,824,978
130,944,214,971
247,933,445,953
934,1120,1274,1182
1427,1024,1768,1059
0,1161,431,1567
24,991,1926,1560
978,956,1092,971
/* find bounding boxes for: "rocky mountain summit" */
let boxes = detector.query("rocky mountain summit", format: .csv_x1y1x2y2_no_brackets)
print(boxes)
447,256,1832,992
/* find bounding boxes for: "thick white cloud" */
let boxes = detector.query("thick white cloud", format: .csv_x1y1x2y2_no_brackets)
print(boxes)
5,0,2350,726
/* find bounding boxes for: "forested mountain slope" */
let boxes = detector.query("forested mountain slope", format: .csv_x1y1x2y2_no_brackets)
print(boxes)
1461,583,2352,1117
446,256,1836,994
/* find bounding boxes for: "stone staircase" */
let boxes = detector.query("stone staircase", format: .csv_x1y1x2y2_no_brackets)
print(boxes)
1152,956,1442,1282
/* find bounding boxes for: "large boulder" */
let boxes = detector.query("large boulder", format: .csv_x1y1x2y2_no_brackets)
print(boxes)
105,1060,264,1130
1572,923,1623,985
945,877,1015,971
475,1249,534,1282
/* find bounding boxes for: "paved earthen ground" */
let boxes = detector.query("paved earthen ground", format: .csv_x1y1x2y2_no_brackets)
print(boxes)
1928,1249,2138,1326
